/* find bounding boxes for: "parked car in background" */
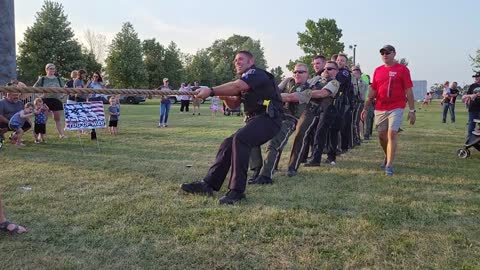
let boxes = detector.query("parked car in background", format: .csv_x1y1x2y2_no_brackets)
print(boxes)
100,94,146,104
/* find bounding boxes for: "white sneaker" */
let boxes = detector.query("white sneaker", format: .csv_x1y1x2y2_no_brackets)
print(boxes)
473,130,480,136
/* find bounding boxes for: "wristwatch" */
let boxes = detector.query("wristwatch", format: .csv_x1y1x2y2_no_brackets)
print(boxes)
209,87,215,97
409,109,416,113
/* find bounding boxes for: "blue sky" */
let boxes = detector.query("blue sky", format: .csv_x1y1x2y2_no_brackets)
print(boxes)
15,0,480,88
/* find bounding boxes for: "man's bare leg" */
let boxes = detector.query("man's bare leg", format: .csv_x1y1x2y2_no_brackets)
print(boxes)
386,130,398,167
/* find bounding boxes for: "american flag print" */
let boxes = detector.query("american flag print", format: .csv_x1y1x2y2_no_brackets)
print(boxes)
64,101,106,130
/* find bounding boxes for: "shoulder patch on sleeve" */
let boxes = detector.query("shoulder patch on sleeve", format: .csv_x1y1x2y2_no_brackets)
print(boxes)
242,68,256,79
342,70,349,77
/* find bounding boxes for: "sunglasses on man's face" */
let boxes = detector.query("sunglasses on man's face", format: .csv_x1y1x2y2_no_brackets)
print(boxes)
325,67,337,71
352,69,360,72
293,70,307,74
380,51,392,55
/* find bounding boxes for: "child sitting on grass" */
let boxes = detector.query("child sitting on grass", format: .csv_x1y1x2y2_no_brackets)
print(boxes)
33,98,49,143
8,102,34,147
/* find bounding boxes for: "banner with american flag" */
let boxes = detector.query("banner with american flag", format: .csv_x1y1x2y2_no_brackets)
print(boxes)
64,101,106,130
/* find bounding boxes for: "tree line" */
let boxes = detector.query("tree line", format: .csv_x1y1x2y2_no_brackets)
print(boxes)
17,1,479,90
16,1,343,89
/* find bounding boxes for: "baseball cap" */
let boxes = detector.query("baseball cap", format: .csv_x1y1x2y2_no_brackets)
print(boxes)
379,45,396,53
163,78,169,82
472,72,480,78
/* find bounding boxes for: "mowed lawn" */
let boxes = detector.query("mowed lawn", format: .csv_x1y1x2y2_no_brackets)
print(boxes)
1,99,479,269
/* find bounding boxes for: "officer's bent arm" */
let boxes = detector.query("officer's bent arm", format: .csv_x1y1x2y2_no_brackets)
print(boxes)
310,89,332,99
281,93,298,103
211,79,249,96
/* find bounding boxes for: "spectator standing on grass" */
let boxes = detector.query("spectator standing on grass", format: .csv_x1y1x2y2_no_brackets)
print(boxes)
179,82,191,113
108,97,119,135
361,45,416,176
191,81,202,115
463,72,480,138
158,78,173,127
32,63,66,138
442,81,459,124
33,98,49,143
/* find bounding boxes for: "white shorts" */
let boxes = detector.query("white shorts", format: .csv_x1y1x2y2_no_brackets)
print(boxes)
375,108,404,132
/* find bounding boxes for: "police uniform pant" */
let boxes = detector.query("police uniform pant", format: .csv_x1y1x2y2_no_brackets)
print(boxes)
310,111,333,162
203,115,281,193
364,104,375,137
341,108,353,151
353,102,364,145
288,107,319,171
249,117,297,178
257,117,297,178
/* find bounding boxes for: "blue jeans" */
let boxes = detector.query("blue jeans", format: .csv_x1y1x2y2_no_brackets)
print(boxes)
442,103,455,123
468,111,480,138
160,102,171,124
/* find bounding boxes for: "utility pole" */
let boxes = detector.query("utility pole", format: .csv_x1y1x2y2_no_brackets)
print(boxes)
349,44,357,66
0,0,16,86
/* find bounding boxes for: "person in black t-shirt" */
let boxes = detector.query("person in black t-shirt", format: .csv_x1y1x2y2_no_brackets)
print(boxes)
462,72,480,138
442,81,459,123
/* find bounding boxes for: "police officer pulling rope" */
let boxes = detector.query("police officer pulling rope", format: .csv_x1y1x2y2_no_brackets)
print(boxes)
180,50,283,204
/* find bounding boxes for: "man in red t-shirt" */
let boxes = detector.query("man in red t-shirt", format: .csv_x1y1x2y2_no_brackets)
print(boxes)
361,45,416,176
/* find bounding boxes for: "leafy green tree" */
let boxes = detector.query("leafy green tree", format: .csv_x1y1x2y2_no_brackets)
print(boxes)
161,41,184,88
105,22,147,88
143,38,165,89
80,50,102,75
270,66,284,84
184,49,215,86
287,18,344,72
17,1,100,84
208,34,267,85
470,49,480,71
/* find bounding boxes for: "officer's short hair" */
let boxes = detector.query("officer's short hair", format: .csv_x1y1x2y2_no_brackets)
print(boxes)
237,50,254,59
331,54,338,61
337,53,348,60
326,61,338,68
313,55,326,61
295,63,309,71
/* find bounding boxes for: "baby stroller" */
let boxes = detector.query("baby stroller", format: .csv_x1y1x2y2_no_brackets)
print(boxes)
457,119,480,158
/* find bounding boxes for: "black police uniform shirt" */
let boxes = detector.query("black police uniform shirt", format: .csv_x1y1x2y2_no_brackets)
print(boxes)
467,83,480,112
449,87,459,103
239,65,282,115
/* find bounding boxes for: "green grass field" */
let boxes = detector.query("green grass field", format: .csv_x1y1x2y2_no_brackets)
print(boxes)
1,100,479,269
